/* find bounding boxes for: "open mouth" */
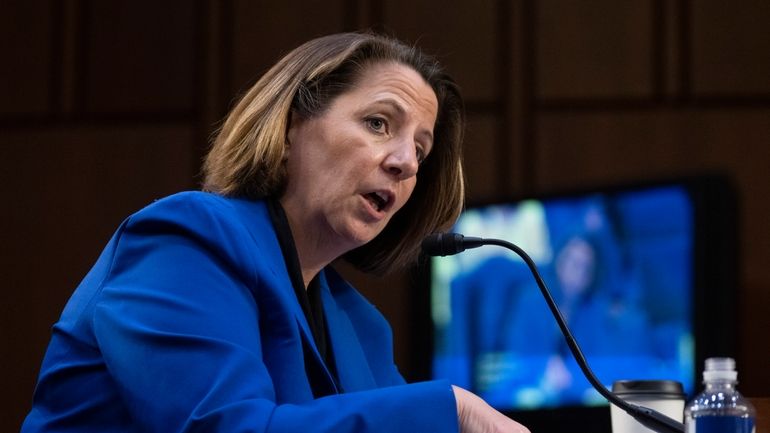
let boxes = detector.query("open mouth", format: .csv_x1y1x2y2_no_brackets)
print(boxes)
364,191,390,212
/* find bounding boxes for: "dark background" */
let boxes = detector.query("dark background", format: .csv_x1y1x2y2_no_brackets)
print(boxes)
2,1,769,431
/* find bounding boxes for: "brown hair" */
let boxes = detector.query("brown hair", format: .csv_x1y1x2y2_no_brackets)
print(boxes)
203,32,465,273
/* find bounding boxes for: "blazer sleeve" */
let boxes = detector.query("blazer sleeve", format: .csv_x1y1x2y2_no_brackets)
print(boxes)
90,194,459,433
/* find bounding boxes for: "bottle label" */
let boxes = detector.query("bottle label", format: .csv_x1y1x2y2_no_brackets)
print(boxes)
689,415,755,433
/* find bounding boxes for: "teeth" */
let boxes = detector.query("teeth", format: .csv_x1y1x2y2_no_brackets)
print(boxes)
366,192,388,212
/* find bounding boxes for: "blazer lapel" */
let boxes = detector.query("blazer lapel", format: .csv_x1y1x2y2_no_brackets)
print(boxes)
318,271,377,392
229,197,339,393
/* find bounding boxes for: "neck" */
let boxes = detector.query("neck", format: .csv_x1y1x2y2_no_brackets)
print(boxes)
279,199,346,288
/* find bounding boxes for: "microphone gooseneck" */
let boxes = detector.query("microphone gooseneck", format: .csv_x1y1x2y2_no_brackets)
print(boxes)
421,233,685,433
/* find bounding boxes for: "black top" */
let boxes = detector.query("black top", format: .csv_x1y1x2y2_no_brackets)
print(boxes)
266,199,340,391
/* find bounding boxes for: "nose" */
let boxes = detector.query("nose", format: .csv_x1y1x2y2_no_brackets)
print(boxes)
383,139,419,180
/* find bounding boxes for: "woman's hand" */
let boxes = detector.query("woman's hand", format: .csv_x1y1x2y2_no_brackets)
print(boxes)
452,385,531,433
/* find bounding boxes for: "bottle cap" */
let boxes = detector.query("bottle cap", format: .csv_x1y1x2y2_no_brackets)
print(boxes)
703,357,738,382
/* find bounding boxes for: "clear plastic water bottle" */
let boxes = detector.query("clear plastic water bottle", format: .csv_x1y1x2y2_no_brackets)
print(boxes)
684,357,756,433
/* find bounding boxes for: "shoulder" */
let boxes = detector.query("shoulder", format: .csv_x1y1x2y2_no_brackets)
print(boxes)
118,191,279,270
126,191,270,234
134,191,257,218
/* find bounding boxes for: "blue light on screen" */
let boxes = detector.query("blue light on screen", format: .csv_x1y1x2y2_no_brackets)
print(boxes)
430,186,694,410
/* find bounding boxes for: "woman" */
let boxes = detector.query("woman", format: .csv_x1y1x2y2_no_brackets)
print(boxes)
22,33,528,433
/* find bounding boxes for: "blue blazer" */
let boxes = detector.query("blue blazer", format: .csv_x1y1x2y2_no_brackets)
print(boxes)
22,192,457,433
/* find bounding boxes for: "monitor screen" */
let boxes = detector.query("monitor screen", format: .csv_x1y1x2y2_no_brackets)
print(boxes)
424,176,737,429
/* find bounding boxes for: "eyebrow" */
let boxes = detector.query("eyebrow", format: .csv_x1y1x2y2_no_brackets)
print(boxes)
371,98,435,146
371,98,406,117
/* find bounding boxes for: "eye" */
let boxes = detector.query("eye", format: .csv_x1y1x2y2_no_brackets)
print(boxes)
416,146,426,165
365,116,388,134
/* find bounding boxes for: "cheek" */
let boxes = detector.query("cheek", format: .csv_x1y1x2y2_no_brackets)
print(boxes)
327,139,372,175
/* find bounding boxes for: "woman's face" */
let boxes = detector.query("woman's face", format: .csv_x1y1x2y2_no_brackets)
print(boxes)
556,237,596,297
281,62,438,255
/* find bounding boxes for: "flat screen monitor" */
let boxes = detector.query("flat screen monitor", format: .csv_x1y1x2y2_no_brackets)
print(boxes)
417,176,738,432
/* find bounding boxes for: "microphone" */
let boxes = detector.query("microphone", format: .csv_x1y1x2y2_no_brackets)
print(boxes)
422,233,685,433
420,232,484,256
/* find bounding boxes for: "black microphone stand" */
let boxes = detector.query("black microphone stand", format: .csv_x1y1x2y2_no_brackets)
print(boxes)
425,234,685,433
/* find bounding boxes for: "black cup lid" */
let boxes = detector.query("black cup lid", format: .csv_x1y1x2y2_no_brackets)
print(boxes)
612,380,685,398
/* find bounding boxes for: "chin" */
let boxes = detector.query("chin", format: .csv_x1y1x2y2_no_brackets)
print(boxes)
347,231,379,249
339,223,384,250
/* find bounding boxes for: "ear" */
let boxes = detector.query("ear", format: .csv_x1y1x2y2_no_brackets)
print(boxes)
285,110,304,151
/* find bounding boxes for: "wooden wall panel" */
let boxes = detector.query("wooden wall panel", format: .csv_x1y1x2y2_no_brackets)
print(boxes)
742,281,770,393
535,0,654,99
691,0,770,96
230,0,348,95
0,0,53,115
661,0,683,98
688,111,770,286
85,0,197,114
534,111,708,188
382,0,499,103
0,125,196,430
463,114,500,202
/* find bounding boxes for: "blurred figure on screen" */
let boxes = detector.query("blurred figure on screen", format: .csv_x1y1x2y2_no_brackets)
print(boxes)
479,202,652,408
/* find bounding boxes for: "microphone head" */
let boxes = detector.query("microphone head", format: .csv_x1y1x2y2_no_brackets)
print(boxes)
421,233,465,256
